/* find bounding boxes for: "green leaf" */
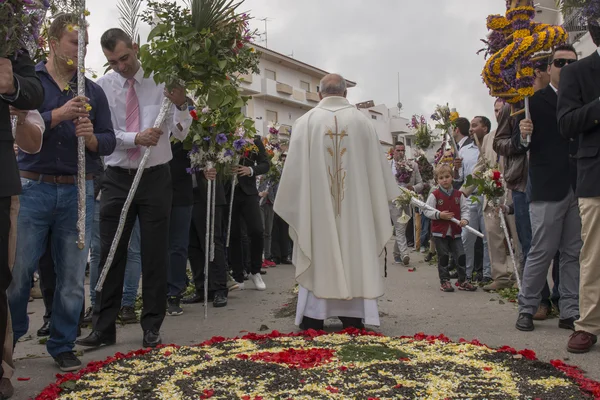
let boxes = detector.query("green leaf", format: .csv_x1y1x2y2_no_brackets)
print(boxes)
147,24,165,42
217,59,227,70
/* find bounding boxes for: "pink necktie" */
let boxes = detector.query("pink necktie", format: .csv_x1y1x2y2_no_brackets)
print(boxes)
126,78,141,161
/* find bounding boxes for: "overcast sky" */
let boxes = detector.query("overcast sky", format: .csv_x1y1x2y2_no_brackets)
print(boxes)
87,0,504,126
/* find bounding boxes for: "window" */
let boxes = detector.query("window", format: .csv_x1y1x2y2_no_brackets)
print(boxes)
300,81,310,92
316,85,320,93
266,110,278,123
371,115,377,120
406,138,412,147
265,69,276,80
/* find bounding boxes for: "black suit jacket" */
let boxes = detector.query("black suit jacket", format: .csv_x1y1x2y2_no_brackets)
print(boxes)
558,51,600,198
235,136,269,196
0,51,44,197
516,86,577,202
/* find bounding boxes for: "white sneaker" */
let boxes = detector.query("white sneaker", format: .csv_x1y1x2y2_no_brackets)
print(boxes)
237,282,245,290
249,273,266,291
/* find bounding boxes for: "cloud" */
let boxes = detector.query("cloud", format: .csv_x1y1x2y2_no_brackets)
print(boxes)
87,0,505,126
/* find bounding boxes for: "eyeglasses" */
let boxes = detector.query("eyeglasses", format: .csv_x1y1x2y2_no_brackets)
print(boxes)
551,58,577,68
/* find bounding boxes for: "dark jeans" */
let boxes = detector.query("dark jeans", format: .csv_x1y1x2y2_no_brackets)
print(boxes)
512,190,551,307
188,204,228,295
229,191,263,282
93,165,172,336
420,213,430,249
167,205,193,298
552,251,561,306
37,232,84,325
405,217,414,245
0,197,12,378
435,236,466,283
270,213,290,260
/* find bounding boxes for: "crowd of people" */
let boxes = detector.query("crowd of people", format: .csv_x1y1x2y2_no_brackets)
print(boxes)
390,40,599,365
0,15,292,398
2,12,600,400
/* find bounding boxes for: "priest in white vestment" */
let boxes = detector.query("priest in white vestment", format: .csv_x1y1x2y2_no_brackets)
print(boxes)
274,74,400,330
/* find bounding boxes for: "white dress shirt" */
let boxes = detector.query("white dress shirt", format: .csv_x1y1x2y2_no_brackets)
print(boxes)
456,136,479,182
97,66,192,169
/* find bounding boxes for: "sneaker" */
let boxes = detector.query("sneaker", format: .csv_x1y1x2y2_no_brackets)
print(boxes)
458,281,477,291
83,306,93,323
227,274,240,291
424,253,433,263
402,255,410,266
30,280,42,299
237,281,245,290
249,273,266,290
420,247,427,254
167,297,183,316
119,306,137,324
480,277,493,286
440,281,454,292
53,351,82,372
394,255,402,264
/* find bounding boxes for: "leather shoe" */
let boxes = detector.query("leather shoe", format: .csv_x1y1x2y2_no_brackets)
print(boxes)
76,330,116,348
143,330,162,348
515,313,534,332
281,258,292,265
182,292,213,304
567,330,598,354
213,292,228,308
559,316,579,331
0,377,14,399
37,321,50,337
533,304,549,321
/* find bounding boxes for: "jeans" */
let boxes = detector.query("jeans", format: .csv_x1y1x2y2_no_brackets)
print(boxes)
461,200,491,279
8,179,93,357
420,212,430,249
89,199,141,308
167,205,193,298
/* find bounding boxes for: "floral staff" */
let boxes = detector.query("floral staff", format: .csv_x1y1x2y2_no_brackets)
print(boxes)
481,0,567,139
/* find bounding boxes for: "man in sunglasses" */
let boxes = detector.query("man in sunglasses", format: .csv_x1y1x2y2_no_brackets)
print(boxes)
558,24,600,354
514,45,581,337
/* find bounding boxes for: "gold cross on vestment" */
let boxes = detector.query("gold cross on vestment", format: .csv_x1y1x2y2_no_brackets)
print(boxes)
325,116,348,217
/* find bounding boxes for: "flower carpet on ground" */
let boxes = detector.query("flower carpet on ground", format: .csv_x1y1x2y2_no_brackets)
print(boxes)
37,329,600,399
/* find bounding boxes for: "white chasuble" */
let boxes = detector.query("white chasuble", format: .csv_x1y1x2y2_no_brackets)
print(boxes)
274,96,400,324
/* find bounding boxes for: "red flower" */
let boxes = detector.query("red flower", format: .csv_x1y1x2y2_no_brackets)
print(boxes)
17,377,30,381
238,348,335,369
518,349,537,360
495,180,502,188
492,170,501,180
200,389,215,399
190,110,199,121
326,386,339,393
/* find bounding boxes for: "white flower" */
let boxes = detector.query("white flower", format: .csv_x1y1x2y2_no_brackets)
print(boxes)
235,127,246,137
201,106,211,114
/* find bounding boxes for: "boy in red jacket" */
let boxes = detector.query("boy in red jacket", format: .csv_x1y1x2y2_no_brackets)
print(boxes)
423,164,477,292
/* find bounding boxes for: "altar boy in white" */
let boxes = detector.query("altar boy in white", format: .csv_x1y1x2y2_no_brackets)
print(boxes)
274,74,400,330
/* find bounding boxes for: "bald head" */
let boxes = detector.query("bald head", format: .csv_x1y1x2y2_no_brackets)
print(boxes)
319,74,347,99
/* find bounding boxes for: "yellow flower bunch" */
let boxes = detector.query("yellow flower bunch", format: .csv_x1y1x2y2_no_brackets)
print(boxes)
84,103,92,112
449,111,459,122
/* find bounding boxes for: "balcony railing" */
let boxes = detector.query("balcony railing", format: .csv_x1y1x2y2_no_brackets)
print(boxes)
563,7,588,43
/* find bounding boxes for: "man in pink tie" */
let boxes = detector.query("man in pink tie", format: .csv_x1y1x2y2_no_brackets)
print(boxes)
77,28,191,349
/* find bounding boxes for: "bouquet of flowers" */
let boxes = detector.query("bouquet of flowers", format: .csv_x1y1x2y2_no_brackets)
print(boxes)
393,188,418,209
465,162,505,207
185,91,257,175
0,0,49,57
263,122,285,186
433,141,455,169
430,104,460,132
386,147,394,161
408,114,435,150
414,151,434,183
395,159,414,185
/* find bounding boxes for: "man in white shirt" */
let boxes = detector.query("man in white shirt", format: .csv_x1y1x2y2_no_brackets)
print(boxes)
77,29,191,349
453,117,491,283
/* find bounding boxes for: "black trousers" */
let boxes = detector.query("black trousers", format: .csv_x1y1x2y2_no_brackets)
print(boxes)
188,204,228,295
229,191,263,282
0,197,12,379
270,213,290,260
37,232,85,325
93,165,172,335
435,236,466,284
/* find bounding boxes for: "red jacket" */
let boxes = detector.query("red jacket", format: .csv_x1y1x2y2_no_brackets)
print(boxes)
431,188,462,238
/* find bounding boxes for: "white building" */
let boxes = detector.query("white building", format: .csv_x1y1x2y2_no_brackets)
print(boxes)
239,44,356,139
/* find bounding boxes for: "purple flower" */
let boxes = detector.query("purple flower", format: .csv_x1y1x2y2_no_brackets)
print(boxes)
269,127,278,135
203,136,211,142
224,149,234,157
233,139,247,151
216,133,227,145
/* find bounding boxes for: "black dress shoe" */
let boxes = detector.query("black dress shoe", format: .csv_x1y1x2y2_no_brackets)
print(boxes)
516,313,534,332
76,330,116,347
213,292,228,308
182,292,213,304
339,316,364,330
559,316,579,331
37,321,50,337
143,330,162,348
299,316,324,331
281,258,292,265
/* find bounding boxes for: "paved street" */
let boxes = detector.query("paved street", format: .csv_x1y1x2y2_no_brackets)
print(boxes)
11,241,600,399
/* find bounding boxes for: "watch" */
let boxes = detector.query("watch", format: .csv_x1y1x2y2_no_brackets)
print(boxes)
176,101,188,111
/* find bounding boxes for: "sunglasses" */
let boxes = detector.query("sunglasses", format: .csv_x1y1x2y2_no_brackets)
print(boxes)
551,58,577,68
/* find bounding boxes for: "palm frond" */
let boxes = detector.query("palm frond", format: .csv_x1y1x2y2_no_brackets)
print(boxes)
191,0,244,31
117,0,143,43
